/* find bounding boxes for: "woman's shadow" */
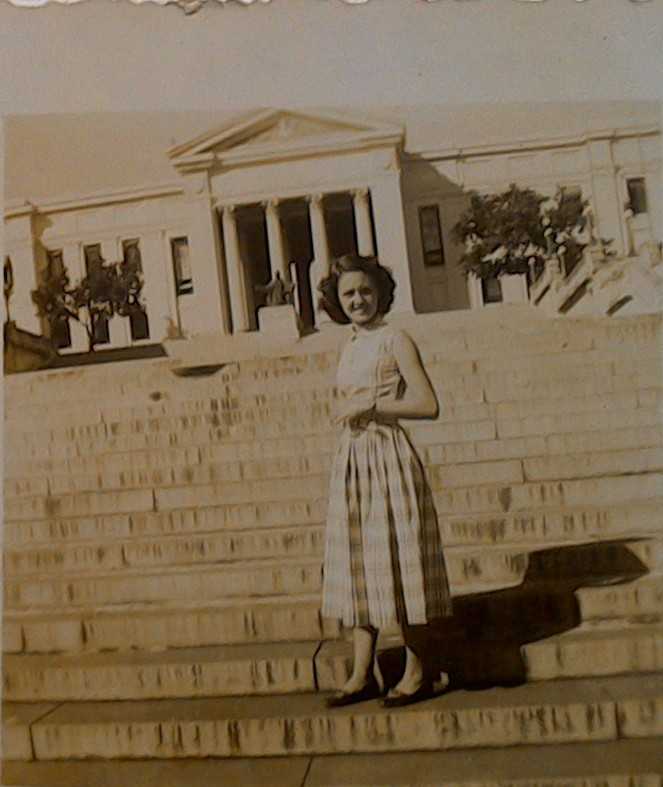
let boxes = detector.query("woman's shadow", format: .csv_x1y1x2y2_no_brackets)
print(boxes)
377,537,651,693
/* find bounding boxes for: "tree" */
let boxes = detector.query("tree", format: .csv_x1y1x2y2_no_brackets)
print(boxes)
452,183,595,282
32,253,146,352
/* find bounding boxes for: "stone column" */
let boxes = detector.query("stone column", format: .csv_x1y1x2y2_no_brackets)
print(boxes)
369,174,415,314
307,193,332,326
3,208,41,334
221,205,251,333
264,199,289,280
353,188,375,256
588,140,626,257
181,171,231,335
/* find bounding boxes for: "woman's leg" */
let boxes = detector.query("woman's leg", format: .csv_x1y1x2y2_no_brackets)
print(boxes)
394,645,425,694
342,626,378,692
392,624,426,695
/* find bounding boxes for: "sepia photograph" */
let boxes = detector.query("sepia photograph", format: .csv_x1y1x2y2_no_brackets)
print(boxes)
2,99,662,785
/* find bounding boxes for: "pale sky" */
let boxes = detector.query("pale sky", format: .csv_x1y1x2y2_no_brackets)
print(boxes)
5,102,660,204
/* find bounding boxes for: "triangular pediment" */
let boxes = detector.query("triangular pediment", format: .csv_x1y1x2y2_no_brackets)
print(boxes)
168,109,404,167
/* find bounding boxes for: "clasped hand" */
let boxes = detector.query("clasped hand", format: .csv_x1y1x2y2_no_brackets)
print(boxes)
333,395,376,429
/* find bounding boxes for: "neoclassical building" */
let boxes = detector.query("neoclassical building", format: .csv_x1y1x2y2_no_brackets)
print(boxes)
4,105,662,355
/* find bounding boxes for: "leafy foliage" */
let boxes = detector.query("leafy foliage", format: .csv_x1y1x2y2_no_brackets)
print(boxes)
32,254,146,352
452,184,592,280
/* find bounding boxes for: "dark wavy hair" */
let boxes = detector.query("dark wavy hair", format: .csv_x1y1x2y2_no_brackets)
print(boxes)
317,253,397,324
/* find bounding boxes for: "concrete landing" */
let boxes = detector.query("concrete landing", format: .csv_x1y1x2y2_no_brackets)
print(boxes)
3,740,662,786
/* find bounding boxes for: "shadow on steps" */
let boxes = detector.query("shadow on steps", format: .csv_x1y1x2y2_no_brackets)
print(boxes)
375,538,651,693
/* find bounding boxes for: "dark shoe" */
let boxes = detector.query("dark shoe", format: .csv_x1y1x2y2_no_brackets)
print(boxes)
325,679,382,708
380,682,434,708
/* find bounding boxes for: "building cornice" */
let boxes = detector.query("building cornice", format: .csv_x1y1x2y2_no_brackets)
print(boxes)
404,125,662,163
4,182,185,220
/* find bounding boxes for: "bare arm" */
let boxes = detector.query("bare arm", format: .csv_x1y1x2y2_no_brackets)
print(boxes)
375,331,439,420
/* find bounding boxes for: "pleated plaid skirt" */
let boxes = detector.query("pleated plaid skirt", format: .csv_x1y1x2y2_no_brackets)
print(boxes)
321,417,453,628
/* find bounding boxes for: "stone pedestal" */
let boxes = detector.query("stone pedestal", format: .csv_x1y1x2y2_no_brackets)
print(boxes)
257,304,301,343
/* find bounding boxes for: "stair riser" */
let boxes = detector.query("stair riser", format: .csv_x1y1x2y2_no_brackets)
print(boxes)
6,631,663,703
8,393,661,465
8,385,658,462
5,502,660,556
5,526,327,574
7,343,659,432
4,604,332,654
578,579,663,622
7,443,663,503
26,701,623,760
6,540,661,609
523,630,663,680
3,500,326,546
10,471,655,523
3,655,322,702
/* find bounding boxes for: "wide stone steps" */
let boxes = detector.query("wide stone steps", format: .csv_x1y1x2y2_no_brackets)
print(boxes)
6,500,661,578
5,424,663,488
5,570,662,656
3,594,330,654
5,360,660,448
578,573,663,622
4,538,662,611
4,500,660,557
6,394,662,468
523,621,663,680
3,674,662,761
4,310,659,408
4,622,663,703
6,471,663,527
6,445,663,504
3,740,662,787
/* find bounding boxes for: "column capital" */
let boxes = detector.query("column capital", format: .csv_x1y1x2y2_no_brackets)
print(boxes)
307,193,326,208
219,203,237,217
352,187,370,200
263,198,281,213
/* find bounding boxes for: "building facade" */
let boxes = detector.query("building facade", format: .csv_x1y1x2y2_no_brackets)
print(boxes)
4,106,662,355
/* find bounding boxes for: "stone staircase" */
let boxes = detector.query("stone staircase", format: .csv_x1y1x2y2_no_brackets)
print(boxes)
3,306,663,786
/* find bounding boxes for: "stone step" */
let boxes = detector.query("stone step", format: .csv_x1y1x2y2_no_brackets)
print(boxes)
5,566,660,655
303,740,663,787
3,557,325,608
6,366,658,446
5,501,661,572
578,573,663,623
7,445,663,503
9,398,661,467
522,621,663,680
5,619,663,704
5,317,658,412
3,498,327,548
3,743,663,787
3,595,330,654
5,538,662,611
4,675,663,761
2,641,326,702
6,472,663,540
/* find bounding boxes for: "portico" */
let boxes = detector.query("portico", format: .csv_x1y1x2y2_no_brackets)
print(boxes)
169,110,413,337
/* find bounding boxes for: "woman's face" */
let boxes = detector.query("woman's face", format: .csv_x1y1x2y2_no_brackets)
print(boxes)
338,270,380,327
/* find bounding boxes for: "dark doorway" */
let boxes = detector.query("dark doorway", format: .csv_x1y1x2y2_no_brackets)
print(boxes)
324,192,357,259
236,205,271,331
281,199,315,333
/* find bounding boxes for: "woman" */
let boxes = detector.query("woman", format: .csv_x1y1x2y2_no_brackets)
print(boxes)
318,253,453,708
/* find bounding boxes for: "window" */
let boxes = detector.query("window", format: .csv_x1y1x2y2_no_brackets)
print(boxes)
481,276,503,305
122,239,150,341
626,178,648,215
83,243,110,346
418,205,445,266
171,237,193,295
83,243,104,274
45,250,72,349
